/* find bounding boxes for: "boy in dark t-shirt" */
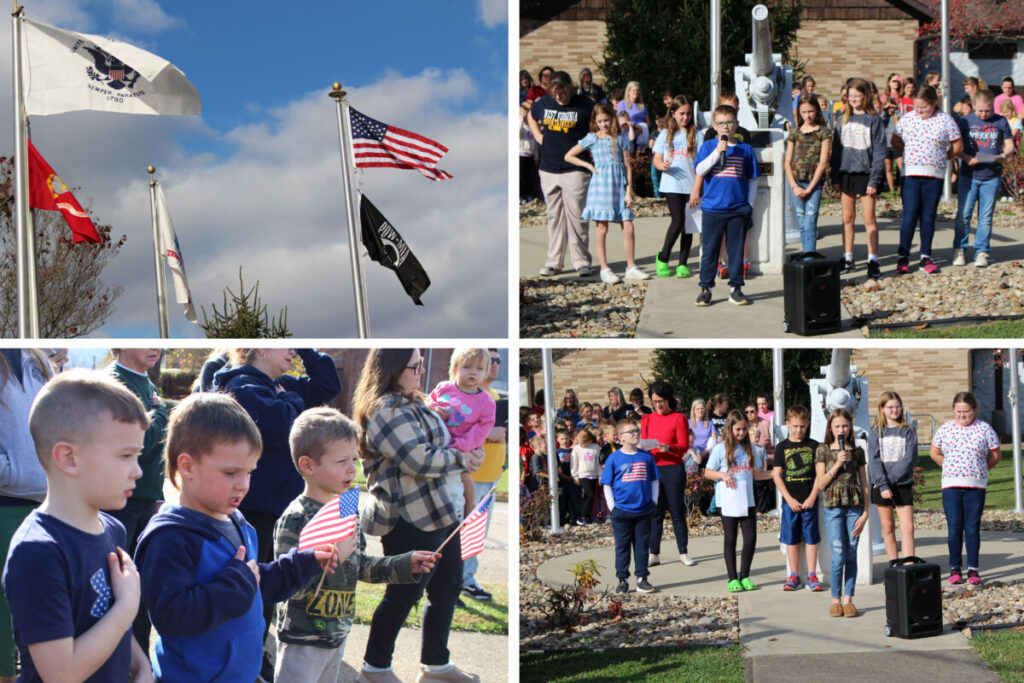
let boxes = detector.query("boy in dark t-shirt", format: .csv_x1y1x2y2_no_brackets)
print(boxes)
772,405,822,592
3,371,153,682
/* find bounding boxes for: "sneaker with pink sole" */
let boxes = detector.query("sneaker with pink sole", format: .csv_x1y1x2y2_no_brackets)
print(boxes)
967,568,982,585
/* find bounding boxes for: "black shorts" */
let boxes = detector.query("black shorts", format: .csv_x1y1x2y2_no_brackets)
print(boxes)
840,172,871,197
871,482,914,507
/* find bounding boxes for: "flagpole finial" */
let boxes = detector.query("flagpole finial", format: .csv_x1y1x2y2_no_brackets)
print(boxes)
329,82,347,100
147,165,155,175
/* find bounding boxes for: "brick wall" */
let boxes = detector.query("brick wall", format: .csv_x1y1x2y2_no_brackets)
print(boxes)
527,349,657,408
790,19,920,99
519,20,609,84
850,348,970,442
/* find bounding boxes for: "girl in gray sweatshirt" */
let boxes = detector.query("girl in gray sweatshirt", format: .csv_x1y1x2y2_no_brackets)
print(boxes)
867,390,918,561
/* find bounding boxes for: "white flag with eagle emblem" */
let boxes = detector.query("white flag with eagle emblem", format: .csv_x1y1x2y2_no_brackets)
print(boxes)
21,17,201,116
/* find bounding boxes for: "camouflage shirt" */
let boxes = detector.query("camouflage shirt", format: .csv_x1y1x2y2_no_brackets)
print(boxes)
274,495,418,648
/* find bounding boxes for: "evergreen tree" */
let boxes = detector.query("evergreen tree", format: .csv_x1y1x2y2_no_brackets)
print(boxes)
600,0,803,116
199,267,291,338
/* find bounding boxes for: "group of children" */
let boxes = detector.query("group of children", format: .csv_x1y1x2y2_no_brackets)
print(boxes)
2,346,501,682
601,393,929,617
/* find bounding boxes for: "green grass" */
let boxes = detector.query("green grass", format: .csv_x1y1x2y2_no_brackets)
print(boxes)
520,645,745,682
354,582,507,634
916,447,1018,510
971,628,1024,682
872,320,1024,338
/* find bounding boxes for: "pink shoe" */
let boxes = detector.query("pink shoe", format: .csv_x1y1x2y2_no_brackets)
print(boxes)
967,569,981,585
920,257,939,274
949,567,963,585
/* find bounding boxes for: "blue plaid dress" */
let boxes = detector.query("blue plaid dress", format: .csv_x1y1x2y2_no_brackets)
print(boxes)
580,133,635,222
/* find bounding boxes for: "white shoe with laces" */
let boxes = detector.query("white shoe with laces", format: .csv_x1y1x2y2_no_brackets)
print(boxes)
600,268,621,284
624,266,650,280
975,251,990,267
681,554,696,566
952,249,966,266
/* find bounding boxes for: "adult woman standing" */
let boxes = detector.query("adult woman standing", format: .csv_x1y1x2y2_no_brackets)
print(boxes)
994,77,1023,118
930,392,1001,586
529,71,596,277
556,389,581,426
616,81,650,141
604,386,631,422
891,85,962,275
689,398,714,473
355,349,484,683
630,388,653,417
215,348,341,558
578,67,606,103
0,350,54,683
641,381,695,567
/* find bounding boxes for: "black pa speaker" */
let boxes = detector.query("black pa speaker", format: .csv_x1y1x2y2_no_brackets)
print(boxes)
884,556,943,638
782,252,841,335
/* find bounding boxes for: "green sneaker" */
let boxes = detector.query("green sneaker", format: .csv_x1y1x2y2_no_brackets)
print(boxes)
740,577,757,591
727,579,743,592
655,255,671,277
675,264,691,278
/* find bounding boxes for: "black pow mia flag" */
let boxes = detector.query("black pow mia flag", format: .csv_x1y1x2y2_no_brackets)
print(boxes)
359,194,430,305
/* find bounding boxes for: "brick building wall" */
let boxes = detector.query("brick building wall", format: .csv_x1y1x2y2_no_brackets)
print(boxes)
790,19,921,101
850,348,970,442
519,20,609,84
526,349,657,408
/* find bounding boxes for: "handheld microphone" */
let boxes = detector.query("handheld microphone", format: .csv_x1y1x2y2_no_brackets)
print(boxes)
837,435,847,473
719,134,728,170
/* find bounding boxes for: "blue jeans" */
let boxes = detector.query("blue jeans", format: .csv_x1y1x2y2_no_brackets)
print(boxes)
942,487,986,569
953,174,1000,254
823,505,862,598
462,480,497,589
898,176,943,257
611,507,653,579
699,205,751,289
364,517,462,667
649,463,688,555
791,179,824,253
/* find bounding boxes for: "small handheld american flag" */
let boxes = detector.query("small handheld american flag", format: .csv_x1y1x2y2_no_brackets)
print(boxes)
298,485,359,551
460,492,494,560
349,108,453,182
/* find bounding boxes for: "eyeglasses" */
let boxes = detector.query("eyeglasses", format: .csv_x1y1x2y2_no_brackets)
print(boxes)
619,429,640,435
405,359,423,373
490,357,502,365
714,120,737,125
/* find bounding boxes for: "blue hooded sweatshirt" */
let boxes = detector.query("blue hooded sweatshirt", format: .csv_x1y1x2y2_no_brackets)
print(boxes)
135,505,321,683
214,348,341,516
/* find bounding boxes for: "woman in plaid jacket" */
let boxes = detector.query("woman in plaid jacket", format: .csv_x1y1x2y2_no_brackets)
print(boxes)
353,349,485,683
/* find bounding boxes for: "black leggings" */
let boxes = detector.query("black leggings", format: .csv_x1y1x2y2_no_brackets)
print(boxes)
579,478,598,521
658,192,694,266
722,508,757,581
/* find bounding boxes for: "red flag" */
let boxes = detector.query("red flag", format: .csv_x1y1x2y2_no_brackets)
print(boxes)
27,141,101,243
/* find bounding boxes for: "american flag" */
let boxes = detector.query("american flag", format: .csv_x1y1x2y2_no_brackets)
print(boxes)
621,461,648,483
349,108,453,181
460,492,494,560
298,486,359,551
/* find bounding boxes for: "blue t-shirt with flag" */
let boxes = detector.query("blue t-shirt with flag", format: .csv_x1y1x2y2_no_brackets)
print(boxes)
958,113,1014,181
695,140,760,212
600,449,659,514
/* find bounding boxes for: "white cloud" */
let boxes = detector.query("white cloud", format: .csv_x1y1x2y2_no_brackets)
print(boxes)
108,0,186,33
1,65,507,339
478,0,507,28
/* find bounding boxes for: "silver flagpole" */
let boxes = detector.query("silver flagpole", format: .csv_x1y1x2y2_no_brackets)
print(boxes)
148,166,169,338
329,82,370,338
12,4,40,338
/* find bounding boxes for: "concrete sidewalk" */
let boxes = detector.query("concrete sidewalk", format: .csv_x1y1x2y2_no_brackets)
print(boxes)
535,526,1024,682
520,205,1024,339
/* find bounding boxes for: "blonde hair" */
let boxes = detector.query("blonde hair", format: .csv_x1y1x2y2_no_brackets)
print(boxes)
842,78,877,126
29,369,148,469
448,348,489,380
576,428,595,445
165,392,262,489
289,406,359,469
875,390,909,435
690,398,709,427
664,96,697,158
999,99,1016,117
624,81,644,105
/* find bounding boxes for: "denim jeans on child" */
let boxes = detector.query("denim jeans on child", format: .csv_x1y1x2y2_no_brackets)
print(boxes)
953,174,1000,254
791,180,824,253
942,486,986,569
823,505,862,598
699,205,751,289
898,176,943,257
611,507,653,579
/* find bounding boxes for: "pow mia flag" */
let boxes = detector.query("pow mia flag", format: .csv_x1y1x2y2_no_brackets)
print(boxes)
359,195,430,306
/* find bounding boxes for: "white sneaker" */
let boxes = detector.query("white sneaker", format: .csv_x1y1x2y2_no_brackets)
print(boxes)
974,251,990,267
648,553,660,566
952,249,965,266
681,554,696,566
624,266,650,280
600,268,621,284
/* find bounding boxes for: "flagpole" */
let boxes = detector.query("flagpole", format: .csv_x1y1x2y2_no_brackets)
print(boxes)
329,82,371,338
147,166,169,338
12,4,40,338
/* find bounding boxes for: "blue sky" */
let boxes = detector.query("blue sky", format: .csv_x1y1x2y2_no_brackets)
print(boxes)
3,0,508,339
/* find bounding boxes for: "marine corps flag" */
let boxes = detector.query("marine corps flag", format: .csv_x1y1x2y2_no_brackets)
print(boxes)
359,195,430,306
27,140,100,243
